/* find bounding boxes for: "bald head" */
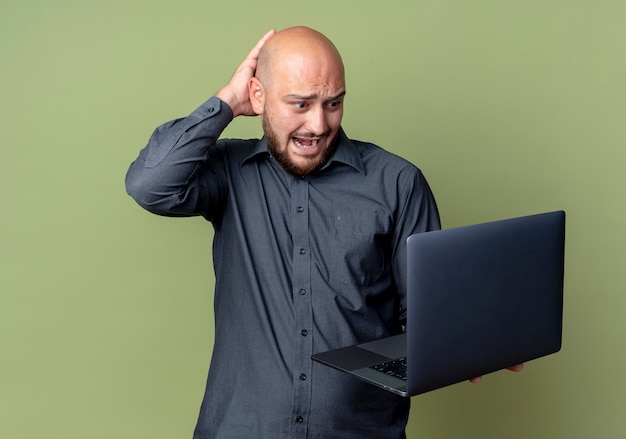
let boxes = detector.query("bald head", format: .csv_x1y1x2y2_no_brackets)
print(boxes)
255,26,345,89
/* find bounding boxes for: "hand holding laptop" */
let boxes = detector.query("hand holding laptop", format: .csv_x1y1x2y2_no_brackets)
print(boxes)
469,363,525,383
312,211,565,397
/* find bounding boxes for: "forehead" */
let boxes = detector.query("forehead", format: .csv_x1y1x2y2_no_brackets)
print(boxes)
273,57,344,97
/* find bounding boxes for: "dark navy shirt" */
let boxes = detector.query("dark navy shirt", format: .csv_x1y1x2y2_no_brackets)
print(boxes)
126,97,440,439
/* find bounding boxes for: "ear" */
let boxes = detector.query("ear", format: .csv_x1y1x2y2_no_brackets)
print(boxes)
248,77,265,115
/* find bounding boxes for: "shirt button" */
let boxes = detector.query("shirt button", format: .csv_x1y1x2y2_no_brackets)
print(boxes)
299,248,306,255
296,416,304,423
299,289,306,295
301,329,308,336
207,107,215,113
300,374,307,381
297,206,304,213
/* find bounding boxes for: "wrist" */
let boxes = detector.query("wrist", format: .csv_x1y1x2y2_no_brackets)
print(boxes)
215,87,241,116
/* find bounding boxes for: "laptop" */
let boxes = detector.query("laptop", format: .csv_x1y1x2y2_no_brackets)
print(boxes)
312,210,565,397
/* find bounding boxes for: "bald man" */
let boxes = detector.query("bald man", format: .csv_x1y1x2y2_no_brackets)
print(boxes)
126,27,440,438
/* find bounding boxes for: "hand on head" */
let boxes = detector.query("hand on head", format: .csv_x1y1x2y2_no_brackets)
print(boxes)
216,29,276,117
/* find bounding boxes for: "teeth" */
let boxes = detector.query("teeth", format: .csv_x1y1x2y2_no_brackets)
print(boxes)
294,138,318,149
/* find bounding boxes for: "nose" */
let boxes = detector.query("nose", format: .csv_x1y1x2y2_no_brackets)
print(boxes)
305,106,328,136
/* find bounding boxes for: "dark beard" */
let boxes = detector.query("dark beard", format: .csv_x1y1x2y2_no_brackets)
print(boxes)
263,116,338,176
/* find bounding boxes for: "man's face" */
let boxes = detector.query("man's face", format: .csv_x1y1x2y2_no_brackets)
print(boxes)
260,54,345,176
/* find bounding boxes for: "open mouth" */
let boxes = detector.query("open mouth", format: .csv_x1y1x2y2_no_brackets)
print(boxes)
293,137,322,154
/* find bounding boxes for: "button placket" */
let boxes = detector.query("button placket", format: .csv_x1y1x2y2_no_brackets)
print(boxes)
289,176,313,437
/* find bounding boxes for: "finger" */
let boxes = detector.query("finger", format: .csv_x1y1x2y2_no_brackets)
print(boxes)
506,363,525,372
247,28,276,60
469,376,482,383
233,29,276,79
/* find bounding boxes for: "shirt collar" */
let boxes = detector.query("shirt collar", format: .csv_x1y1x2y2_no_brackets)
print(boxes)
241,128,365,175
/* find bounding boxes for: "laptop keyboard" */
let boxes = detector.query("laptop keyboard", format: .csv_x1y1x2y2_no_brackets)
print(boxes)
369,357,407,381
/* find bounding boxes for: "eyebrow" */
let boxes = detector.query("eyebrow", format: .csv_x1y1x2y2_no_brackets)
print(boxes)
284,91,346,101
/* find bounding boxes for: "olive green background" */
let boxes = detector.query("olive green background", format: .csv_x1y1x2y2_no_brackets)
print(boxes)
2,1,624,438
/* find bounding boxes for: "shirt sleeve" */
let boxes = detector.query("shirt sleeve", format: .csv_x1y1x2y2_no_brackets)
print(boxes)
392,167,441,324
125,96,234,217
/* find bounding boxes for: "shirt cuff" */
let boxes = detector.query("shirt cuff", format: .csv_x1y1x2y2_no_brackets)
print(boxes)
190,96,234,123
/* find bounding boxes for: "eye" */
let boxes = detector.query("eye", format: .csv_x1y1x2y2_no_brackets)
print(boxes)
293,102,309,110
327,99,343,110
